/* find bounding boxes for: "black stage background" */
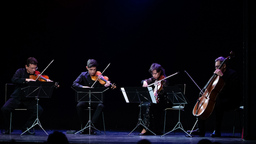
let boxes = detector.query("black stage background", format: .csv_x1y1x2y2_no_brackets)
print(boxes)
1,0,254,139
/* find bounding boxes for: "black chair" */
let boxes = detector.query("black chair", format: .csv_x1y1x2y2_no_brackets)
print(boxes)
232,106,244,137
163,104,185,133
162,84,191,137
5,83,28,134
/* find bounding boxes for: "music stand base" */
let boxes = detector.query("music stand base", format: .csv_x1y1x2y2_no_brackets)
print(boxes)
75,121,102,135
21,118,48,136
21,97,48,136
162,107,191,137
73,88,106,135
162,121,191,137
128,118,156,136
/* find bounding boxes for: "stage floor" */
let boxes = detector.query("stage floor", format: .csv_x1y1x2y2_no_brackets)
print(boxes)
0,130,254,144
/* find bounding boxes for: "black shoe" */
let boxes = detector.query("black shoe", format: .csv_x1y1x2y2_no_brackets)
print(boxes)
190,129,205,137
81,129,96,135
90,130,97,135
81,130,87,134
193,132,205,137
2,129,12,135
187,128,200,133
210,130,221,137
199,133,205,137
22,128,35,135
155,131,163,135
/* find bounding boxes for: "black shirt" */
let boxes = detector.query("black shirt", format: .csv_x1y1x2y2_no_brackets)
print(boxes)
10,68,31,99
217,68,241,108
72,71,103,88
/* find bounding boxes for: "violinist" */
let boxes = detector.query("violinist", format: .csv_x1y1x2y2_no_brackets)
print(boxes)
140,63,171,135
73,59,111,134
1,57,44,135
195,56,241,137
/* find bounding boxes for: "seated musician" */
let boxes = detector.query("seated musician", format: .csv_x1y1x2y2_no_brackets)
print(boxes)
195,56,241,137
1,57,47,135
140,63,171,135
72,59,111,134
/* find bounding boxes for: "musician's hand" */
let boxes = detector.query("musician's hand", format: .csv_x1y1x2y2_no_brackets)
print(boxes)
98,74,103,79
82,86,90,88
214,69,223,77
26,78,36,82
104,81,111,87
155,81,161,87
54,82,60,88
142,81,148,87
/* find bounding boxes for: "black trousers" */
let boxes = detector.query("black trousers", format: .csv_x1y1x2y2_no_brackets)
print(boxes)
141,101,170,134
76,102,104,127
199,100,239,134
1,97,43,130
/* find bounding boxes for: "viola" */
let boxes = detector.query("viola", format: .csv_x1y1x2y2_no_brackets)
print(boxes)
30,71,52,82
192,51,234,120
91,71,116,89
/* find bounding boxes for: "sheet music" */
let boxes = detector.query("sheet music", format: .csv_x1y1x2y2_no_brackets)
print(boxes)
147,87,156,104
121,87,129,103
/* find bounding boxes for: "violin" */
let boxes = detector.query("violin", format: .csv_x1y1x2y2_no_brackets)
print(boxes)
153,75,165,103
29,70,60,88
146,72,179,103
29,71,52,82
91,71,116,89
28,60,59,88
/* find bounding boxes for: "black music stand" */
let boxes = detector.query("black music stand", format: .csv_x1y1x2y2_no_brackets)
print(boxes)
161,86,191,137
121,87,157,135
72,87,109,135
21,81,55,136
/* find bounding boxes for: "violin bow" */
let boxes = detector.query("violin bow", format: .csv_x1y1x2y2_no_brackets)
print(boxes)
35,59,54,81
90,63,111,88
147,72,179,87
184,70,203,92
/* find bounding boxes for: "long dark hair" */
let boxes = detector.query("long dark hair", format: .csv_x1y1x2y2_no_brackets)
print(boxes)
148,63,166,77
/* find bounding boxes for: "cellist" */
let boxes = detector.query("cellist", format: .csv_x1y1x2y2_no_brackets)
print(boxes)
140,63,171,135
194,56,241,137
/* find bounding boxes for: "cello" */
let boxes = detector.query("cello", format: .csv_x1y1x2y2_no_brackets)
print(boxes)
192,51,234,120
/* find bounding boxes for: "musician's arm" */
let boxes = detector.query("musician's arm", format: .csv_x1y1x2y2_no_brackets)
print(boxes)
72,73,84,88
11,69,27,84
141,77,154,87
